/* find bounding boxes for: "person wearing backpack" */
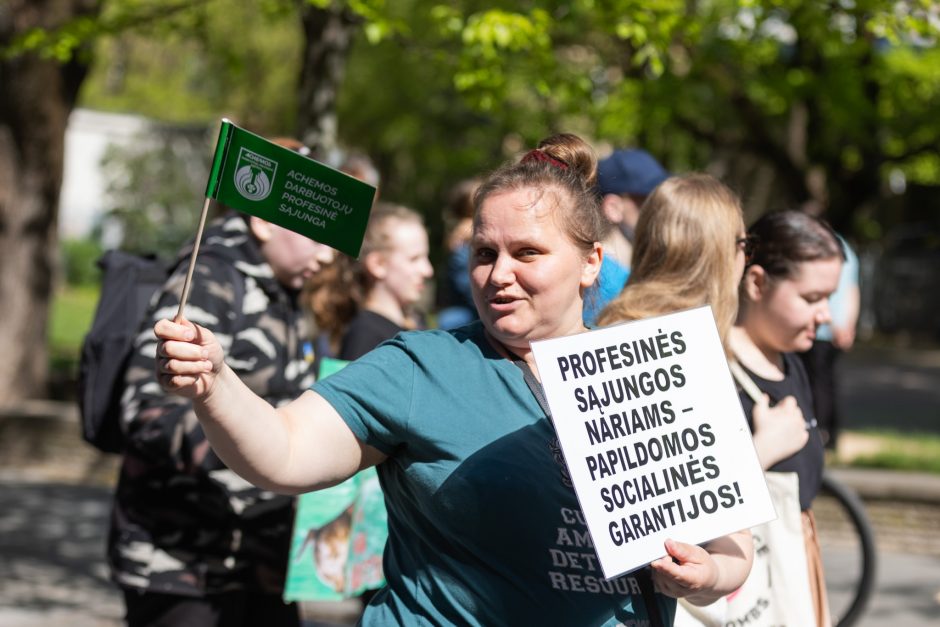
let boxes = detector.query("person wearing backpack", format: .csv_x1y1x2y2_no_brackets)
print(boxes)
107,193,336,625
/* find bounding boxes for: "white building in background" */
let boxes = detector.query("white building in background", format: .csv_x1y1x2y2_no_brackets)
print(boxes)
58,108,154,239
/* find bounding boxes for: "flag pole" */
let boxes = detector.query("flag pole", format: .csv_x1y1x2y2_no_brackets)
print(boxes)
174,196,212,322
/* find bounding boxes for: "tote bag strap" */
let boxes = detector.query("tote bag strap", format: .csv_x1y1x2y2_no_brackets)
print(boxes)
728,356,763,405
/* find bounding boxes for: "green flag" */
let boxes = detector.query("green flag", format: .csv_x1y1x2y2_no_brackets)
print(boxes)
206,120,376,258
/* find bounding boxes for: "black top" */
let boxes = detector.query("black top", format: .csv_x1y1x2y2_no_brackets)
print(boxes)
737,352,825,510
339,309,407,361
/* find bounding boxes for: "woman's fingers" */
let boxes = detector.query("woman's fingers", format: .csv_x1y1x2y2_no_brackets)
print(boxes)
153,318,220,398
160,371,197,387
159,338,209,361
650,538,718,598
159,356,213,376
154,318,195,341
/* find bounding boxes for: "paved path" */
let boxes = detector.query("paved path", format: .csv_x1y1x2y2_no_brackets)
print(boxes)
0,479,122,626
841,345,940,434
826,548,940,627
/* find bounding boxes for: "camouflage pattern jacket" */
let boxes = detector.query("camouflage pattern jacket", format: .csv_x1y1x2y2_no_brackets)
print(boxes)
108,213,316,597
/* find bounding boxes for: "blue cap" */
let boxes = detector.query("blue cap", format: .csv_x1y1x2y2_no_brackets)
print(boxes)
596,149,669,197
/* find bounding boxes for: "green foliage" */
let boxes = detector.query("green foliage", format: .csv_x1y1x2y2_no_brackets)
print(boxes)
78,0,302,132
453,9,553,111
3,0,208,61
330,0,940,251
578,0,940,234
14,0,940,243
335,25,504,257
3,14,98,62
333,0,694,259
60,238,104,286
97,130,210,256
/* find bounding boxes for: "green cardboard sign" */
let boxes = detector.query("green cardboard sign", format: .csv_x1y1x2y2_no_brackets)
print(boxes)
206,120,376,258
283,358,389,601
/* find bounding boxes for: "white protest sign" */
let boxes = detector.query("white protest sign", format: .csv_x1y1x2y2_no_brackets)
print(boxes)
530,305,775,579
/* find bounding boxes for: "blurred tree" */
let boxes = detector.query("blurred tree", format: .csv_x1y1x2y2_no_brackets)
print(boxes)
96,125,210,257
335,0,693,263
297,1,360,158
614,0,940,238
0,0,336,401
334,1,940,241
0,0,101,403
79,0,303,132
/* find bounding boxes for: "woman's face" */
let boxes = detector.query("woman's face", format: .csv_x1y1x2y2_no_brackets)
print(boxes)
746,257,842,353
373,219,433,308
470,187,601,352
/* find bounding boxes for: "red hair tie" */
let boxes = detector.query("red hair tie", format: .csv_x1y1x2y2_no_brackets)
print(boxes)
521,149,569,170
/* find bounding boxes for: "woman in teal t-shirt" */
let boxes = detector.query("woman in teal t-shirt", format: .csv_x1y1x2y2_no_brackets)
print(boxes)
154,133,754,626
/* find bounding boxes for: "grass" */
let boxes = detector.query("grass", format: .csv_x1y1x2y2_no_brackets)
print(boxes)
830,429,940,474
48,284,99,362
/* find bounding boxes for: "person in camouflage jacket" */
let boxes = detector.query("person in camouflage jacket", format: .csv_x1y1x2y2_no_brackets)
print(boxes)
108,210,335,626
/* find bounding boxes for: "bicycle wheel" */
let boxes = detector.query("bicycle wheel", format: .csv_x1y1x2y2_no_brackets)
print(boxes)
816,472,878,627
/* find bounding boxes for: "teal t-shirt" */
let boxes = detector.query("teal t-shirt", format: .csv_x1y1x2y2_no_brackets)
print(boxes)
313,322,676,626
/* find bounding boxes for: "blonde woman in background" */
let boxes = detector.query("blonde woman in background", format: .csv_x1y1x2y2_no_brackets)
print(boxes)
596,173,745,352
308,202,434,361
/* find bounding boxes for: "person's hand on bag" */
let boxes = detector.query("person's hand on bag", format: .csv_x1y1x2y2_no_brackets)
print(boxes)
752,394,809,468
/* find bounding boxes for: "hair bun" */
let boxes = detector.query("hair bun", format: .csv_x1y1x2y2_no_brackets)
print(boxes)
535,133,598,188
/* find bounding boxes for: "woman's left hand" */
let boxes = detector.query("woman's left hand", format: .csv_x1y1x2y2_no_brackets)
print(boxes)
649,539,718,600
651,531,753,605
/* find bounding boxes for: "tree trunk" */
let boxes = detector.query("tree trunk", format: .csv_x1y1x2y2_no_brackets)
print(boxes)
296,4,359,159
0,0,99,403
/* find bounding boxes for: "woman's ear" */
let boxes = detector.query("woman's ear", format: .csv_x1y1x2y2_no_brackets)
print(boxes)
580,242,604,289
363,250,387,280
741,265,766,302
249,216,273,242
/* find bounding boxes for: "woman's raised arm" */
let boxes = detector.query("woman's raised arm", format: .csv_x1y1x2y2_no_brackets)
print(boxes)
155,318,386,493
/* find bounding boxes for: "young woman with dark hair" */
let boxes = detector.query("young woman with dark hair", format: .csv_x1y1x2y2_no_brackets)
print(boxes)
730,210,844,627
